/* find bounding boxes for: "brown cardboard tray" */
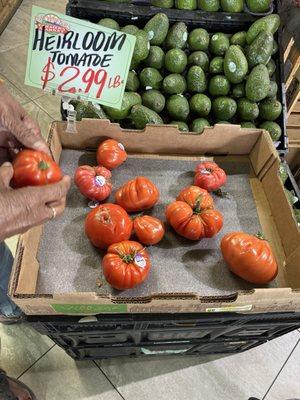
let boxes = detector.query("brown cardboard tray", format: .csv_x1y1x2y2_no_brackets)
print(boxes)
9,121,300,315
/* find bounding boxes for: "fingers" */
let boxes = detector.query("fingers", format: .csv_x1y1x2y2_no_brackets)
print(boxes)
12,119,50,154
0,162,13,189
46,196,67,220
39,176,71,203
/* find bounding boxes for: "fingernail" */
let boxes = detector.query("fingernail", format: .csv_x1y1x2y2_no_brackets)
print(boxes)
2,162,12,167
34,140,48,152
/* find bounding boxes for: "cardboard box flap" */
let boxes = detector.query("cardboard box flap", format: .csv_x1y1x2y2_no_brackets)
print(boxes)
249,132,278,178
53,120,262,156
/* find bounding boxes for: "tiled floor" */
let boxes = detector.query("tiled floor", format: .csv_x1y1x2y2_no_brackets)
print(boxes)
1,1,300,399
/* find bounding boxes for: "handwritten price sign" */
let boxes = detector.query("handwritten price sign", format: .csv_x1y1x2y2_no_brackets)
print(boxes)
25,6,136,109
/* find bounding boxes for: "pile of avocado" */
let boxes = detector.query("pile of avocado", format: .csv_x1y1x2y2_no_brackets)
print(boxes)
150,0,272,13
75,13,283,139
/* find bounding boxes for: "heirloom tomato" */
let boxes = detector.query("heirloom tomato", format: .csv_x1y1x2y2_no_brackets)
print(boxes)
74,165,112,201
194,161,227,192
102,240,151,290
96,139,127,170
115,176,159,212
85,203,132,249
12,149,62,188
133,215,165,245
221,232,278,284
177,186,214,210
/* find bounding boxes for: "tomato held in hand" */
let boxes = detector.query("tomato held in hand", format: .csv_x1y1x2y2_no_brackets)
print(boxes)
166,201,223,240
194,161,227,192
102,240,151,290
97,139,127,170
221,232,278,284
115,176,159,212
74,165,112,202
12,149,63,188
133,215,165,245
177,186,214,210
85,203,133,249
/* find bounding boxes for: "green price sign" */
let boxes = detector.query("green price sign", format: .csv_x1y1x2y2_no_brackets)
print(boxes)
25,6,136,109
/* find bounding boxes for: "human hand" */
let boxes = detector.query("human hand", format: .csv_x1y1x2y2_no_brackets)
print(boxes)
0,84,49,164
0,162,71,241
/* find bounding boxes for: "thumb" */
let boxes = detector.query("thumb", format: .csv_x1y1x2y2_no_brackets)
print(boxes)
13,119,50,155
0,162,14,188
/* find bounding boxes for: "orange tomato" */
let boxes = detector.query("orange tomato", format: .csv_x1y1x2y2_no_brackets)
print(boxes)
221,232,278,284
166,201,223,240
133,215,165,245
194,161,227,192
96,139,127,170
115,176,159,212
85,203,132,249
74,165,112,201
177,185,214,210
102,240,151,290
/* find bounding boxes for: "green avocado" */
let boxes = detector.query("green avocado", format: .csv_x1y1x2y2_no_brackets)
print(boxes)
97,18,120,31
151,0,174,7
166,22,188,49
237,98,259,120
279,162,288,184
246,31,273,68
191,118,210,134
212,96,237,120
208,75,231,96
170,121,189,131
259,98,282,121
230,31,247,47
232,82,245,98
224,45,248,83
259,121,282,141
241,121,256,128
165,48,188,73
175,0,197,9
144,13,169,45
144,46,165,69
272,41,278,55
190,94,212,116
121,25,139,35
210,32,230,56
104,92,141,120
267,81,278,98
131,104,163,129
132,30,150,66
209,57,224,74
188,51,210,71
266,59,276,77
126,71,140,92
142,90,166,113
166,94,190,120
139,68,163,90
245,64,270,102
187,65,207,93
198,0,220,11
188,28,210,51
246,0,271,13
163,74,187,94
220,0,244,12
246,14,280,44
75,102,107,121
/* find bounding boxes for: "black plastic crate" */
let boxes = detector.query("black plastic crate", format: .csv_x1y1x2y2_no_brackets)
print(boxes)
64,2,287,154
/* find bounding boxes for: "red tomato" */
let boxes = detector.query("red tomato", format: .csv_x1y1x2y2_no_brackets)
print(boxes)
85,203,133,249
221,232,278,284
102,240,151,290
115,176,159,212
194,161,227,192
133,215,165,245
74,165,112,202
96,139,127,170
12,150,62,188
166,201,223,240
177,186,214,210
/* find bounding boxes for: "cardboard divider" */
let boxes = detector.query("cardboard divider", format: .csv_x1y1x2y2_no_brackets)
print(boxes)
8,121,300,315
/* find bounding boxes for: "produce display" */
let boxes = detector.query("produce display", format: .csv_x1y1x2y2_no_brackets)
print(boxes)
71,13,283,142
12,149,62,188
279,162,300,227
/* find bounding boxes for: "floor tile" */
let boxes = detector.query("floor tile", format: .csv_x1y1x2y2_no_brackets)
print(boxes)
23,101,54,140
0,73,31,105
265,339,300,400
0,6,30,53
34,94,62,121
97,331,299,400
20,345,123,400
0,323,53,377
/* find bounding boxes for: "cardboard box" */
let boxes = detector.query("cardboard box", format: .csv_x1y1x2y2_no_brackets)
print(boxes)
9,121,300,315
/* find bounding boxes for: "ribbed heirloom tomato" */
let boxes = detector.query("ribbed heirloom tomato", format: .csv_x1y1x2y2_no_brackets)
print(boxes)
194,161,227,192
166,186,223,240
102,240,151,290
115,176,159,212
133,215,165,245
221,232,278,284
74,165,112,202
96,139,127,170
12,149,62,188
85,204,133,249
